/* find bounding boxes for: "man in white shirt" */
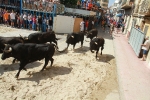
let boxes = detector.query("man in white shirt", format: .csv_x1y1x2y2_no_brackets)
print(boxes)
10,10,15,27
80,20,84,32
141,36,150,61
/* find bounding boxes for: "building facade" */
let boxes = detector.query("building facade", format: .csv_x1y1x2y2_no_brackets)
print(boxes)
99,0,109,10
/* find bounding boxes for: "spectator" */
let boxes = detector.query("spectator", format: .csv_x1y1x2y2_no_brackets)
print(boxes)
0,8,3,24
34,0,38,10
10,10,15,27
38,15,42,31
3,10,9,27
28,14,32,30
85,19,89,31
77,0,81,9
87,1,93,11
141,36,150,61
20,13,23,28
17,13,20,28
80,20,84,32
32,15,36,30
42,15,47,32
42,0,46,11
23,12,28,29
49,16,53,31
116,22,121,34
109,23,114,37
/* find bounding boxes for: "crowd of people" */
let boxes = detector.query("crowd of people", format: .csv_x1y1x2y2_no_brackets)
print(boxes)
0,8,53,32
22,0,61,12
76,0,99,11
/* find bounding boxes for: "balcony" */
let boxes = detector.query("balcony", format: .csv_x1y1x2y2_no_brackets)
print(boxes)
138,0,150,16
121,0,134,9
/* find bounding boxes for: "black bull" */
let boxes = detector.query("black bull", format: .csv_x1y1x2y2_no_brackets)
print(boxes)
1,43,66,79
20,31,58,45
90,37,105,59
86,29,98,41
66,32,84,49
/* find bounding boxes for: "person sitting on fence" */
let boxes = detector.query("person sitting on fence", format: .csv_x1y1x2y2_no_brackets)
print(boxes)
77,0,81,9
47,0,53,12
39,0,43,11
34,0,38,10
141,36,150,61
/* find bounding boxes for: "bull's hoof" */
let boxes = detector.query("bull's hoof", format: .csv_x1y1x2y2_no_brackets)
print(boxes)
40,69,44,72
23,68,27,71
15,75,19,79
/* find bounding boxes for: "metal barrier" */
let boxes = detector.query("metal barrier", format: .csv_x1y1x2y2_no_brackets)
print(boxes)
129,27,145,56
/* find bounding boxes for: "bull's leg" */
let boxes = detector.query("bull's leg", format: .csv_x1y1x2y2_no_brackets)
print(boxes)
67,44,69,49
41,58,49,71
101,46,104,55
50,58,54,67
73,43,76,50
53,40,57,46
81,41,83,48
15,61,27,79
12,58,16,64
96,48,100,59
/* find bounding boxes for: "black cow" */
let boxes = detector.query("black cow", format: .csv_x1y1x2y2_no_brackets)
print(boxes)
86,29,98,41
66,32,84,49
90,37,105,59
1,43,62,79
0,36,26,63
20,31,58,45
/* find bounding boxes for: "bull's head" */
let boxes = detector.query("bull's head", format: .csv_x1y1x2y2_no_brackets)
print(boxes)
1,44,13,60
86,32,92,38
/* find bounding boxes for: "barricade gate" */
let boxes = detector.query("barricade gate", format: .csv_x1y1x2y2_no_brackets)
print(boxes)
129,27,145,56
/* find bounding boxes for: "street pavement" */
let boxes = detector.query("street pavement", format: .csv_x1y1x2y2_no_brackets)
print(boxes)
113,28,150,100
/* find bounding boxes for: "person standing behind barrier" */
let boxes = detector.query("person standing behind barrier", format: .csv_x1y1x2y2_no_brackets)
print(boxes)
49,16,53,31
77,0,81,9
42,0,46,11
80,20,84,32
32,15,36,31
10,10,15,28
42,15,47,32
0,8,3,24
28,14,32,30
85,19,88,31
3,10,9,27
38,16,42,31
141,36,150,61
23,12,28,29
20,13,23,28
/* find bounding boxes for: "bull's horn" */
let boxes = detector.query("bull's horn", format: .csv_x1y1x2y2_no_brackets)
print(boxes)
6,47,12,52
4,44,7,46
24,37,28,40
71,36,74,38
19,34,24,38
95,42,98,45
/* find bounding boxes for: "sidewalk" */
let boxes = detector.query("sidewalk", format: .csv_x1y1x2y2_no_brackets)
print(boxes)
113,32,150,100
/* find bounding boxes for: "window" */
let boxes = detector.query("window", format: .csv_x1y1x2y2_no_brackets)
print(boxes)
102,4,108,7
102,0,108,2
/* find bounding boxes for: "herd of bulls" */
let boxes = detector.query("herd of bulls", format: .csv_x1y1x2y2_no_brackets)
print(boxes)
0,29,105,78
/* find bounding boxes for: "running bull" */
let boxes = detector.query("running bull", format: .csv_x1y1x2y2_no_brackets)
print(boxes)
86,29,98,41
1,43,63,79
20,31,58,45
90,37,105,59
66,32,84,49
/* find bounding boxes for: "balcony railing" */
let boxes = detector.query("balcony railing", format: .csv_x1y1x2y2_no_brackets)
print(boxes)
121,0,134,9
139,0,150,16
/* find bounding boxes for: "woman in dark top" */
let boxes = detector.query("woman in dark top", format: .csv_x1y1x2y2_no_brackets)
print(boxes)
49,17,53,31
38,16,42,31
